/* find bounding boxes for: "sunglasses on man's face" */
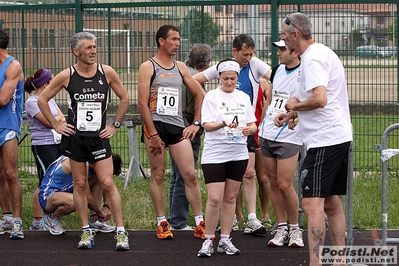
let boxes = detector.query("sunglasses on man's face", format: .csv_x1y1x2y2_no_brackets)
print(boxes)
285,16,306,37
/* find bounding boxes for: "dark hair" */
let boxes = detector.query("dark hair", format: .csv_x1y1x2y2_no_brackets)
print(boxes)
0,29,10,49
186,44,212,70
232,34,255,51
155,25,179,48
24,68,51,93
112,153,122,176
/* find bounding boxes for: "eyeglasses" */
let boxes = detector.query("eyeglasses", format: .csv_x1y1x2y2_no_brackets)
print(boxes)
285,16,306,37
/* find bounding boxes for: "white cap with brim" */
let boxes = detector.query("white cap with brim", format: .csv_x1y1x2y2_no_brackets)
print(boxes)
272,40,286,48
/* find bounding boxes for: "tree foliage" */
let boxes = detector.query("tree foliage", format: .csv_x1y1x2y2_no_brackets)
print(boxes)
349,29,365,49
384,17,397,44
179,8,219,47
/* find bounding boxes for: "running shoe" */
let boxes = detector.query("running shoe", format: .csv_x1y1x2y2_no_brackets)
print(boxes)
0,216,14,235
261,217,273,229
114,231,130,251
89,220,116,233
10,220,24,239
194,220,206,239
288,228,304,247
157,221,173,240
268,227,288,247
217,238,240,255
43,214,65,236
244,218,266,235
29,219,48,231
77,229,96,249
197,238,214,257
170,225,194,231
231,215,240,231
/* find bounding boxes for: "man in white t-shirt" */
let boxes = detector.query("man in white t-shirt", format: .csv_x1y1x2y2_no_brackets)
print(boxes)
194,34,272,235
275,13,352,266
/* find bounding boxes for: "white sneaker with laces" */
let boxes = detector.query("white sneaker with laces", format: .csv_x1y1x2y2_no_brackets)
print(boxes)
43,214,65,236
244,218,266,235
114,231,130,251
10,220,24,239
77,229,96,249
0,216,14,235
231,215,239,231
268,227,288,247
197,239,214,257
288,228,304,247
89,220,116,233
217,238,240,255
169,225,194,231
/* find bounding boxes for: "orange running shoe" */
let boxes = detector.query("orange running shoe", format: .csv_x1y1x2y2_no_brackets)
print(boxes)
194,220,206,239
157,221,173,240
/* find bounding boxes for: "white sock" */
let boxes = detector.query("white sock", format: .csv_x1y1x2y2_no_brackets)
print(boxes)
290,223,299,230
194,215,204,226
278,222,288,230
248,213,257,221
117,226,125,232
220,234,230,242
157,216,167,226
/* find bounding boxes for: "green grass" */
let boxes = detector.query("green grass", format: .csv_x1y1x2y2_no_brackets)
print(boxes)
19,170,399,230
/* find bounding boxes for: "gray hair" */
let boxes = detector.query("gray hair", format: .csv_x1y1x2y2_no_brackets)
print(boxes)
283,13,312,40
186,43,212,70
70,32,96,53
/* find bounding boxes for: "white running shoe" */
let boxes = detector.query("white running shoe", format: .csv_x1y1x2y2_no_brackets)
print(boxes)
217,238,240,255
114,231,130,251
0,216,14,235
231,215,239,231
244,218,266,235
10,220,24,239
43,214,65,236
170,225,194,231
77,229,96,249
288,228,304,247
268,227,288,247
197,239,214,257
89,220,116,233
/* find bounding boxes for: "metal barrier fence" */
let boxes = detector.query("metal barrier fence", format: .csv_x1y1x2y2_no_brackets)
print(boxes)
1,0,398,175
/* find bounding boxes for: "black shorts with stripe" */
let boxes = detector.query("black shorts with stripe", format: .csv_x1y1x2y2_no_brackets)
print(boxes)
300,141,350,198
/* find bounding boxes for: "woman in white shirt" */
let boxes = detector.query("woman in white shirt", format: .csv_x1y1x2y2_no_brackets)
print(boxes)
197,59,257,257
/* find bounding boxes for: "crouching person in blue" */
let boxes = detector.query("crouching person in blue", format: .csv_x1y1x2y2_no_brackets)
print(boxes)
38,154,123,243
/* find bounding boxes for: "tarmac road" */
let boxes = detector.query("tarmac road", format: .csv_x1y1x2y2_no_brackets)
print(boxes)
0,229,395,266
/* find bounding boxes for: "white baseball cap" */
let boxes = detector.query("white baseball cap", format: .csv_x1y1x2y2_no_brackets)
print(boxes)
272,40,286,48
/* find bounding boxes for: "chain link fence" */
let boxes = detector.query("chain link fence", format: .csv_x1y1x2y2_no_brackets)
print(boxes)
1,0,398,175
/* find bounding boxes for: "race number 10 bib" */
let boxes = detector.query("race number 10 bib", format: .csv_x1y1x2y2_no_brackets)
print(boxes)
156,87,179,116
267,90,290,117
77,102,102,131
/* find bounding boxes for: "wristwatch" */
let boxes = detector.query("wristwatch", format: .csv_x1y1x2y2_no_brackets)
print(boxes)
193,120,201,126
112,121,121,128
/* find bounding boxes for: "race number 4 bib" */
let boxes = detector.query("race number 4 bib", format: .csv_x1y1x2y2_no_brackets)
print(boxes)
156,87,179,116
267,90,290,117
77,102,102,131
223,107,246,137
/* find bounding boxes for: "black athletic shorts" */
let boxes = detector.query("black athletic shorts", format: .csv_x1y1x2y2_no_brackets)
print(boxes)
141,121,184,146
60,134,111,163
300,142,350,198
201,159,248,184
246,135,256,153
